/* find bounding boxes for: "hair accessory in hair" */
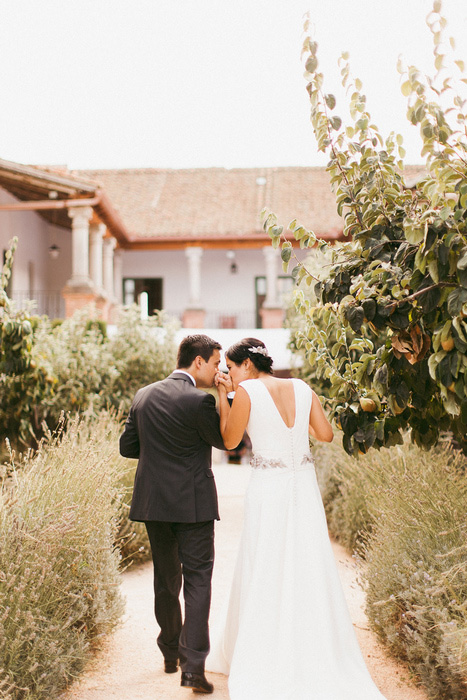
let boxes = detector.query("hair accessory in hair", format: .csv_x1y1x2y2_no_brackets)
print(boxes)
248,346,268,356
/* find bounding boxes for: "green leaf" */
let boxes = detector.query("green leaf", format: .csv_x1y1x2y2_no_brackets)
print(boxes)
291,265,300,281
438,355,453,387
419,284,441,313
447,287,467,316
345,306,365,332
374,365,388,393
281,246,292,263
435,54,445,71
422,123,434,138
404,222,425,245
305,56,318,73
271,236,280,250
428,259,439,283
401,81,412,97
288,219,298,232
330,116,342,131
325,94,336,110
271,225,284,237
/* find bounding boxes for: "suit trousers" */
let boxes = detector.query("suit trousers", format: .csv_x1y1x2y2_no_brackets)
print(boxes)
144,520,215,674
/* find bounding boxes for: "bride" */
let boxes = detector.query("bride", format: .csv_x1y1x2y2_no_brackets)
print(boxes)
208,337,387,700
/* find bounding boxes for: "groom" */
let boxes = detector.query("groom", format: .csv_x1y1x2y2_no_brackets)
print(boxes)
119,334,225,695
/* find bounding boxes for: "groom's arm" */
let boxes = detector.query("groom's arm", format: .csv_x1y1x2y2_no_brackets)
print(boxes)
196,393,227,451
119,405,141,458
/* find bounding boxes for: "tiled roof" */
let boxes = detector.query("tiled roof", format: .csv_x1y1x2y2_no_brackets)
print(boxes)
70,166,352,242
74,165,425,243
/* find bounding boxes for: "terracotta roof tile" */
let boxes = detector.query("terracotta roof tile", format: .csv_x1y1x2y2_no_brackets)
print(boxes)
75,165,426,242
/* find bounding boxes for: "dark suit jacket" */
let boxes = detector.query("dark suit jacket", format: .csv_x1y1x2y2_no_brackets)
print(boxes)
120,372,225,523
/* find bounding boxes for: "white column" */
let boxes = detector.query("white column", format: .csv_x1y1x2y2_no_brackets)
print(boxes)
262,246,279,307
185,246,203,307
67,206,94,288
113,248,123,303
89,223,105,294
103,237,116,299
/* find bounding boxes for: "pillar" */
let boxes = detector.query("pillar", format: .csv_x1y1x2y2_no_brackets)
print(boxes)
260,246,284,328
89,223,105,294
62,206,95,317
103,237,116,300
183,246,205,328
66,206,94,289
113,248,123,304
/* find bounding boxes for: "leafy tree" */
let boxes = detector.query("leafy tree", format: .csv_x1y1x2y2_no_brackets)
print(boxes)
264,0,467,455
0,238,55,451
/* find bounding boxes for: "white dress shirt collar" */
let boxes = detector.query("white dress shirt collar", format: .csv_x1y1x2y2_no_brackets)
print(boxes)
172,369,196,386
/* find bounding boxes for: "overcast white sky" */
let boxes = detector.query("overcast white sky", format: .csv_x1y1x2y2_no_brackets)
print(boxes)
1,0,466,170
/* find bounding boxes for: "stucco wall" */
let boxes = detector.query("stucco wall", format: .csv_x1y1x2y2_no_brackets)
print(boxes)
0,187,71,296
120,247,288,322
0,188,48,294
46,224,72,291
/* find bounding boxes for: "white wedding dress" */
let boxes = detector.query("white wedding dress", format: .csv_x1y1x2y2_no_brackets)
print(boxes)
207,378,387,700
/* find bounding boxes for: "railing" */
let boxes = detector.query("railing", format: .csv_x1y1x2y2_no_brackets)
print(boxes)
165,309,258,329
10,291,65,319
204,310,257,328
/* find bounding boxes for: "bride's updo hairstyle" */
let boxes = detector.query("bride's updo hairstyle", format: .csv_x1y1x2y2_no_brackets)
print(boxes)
226,337,273,375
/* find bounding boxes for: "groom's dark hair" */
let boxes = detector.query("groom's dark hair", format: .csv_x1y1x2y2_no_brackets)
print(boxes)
177,334,222,369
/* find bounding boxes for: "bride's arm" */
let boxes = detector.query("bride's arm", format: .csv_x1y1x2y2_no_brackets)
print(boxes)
308,390,334,442
217,379,251,450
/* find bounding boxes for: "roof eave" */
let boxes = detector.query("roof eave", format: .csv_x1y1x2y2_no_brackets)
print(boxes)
120,229,344,250
0,158,98,193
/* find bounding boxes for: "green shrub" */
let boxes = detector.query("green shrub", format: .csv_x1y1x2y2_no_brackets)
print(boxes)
364,445,467,700
312,435,385,554
115,461,151,568
107,305,178,412
0,303,178,455
0,240,55,454
85,318,107,338
313,437,467,698
0,413,127,700
31,308,119,429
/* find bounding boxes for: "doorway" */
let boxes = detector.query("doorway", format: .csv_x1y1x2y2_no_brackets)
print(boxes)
123,278,163,315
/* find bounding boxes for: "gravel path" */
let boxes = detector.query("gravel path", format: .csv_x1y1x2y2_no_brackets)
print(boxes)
62,461,427,700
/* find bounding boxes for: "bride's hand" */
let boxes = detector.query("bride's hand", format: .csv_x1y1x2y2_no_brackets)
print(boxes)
216,371,233,393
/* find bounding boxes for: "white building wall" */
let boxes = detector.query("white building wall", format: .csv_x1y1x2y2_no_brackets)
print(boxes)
0,187,71,296
0,188,48,295
46,224,72,291
121,248,267,320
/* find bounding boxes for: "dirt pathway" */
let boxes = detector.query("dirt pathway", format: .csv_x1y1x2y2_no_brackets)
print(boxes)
62,462,427,700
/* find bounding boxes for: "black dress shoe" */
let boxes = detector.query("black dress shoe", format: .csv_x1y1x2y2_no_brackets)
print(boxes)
164,659,179,674
181,671,214,694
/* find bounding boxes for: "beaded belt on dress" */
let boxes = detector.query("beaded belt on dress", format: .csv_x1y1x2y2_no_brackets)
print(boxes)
250,453,315,470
